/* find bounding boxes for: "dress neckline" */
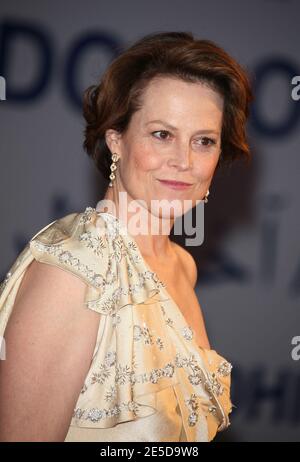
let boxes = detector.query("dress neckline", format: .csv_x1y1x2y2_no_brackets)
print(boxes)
95,209,213,354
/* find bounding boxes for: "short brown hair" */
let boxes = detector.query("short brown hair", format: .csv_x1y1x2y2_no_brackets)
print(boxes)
82,31,254,181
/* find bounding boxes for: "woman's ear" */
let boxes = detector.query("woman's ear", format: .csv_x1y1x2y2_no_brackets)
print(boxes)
105,129,122,154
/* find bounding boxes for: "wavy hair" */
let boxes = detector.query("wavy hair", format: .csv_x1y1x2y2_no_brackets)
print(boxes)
82,31,254,181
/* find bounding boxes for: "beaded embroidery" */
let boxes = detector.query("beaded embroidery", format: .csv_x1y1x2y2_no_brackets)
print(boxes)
0,205,233,441
73,342,232,430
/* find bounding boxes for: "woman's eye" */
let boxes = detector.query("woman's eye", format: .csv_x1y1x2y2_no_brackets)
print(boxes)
196,137,217,147
151,132,217,147
151,130,171,140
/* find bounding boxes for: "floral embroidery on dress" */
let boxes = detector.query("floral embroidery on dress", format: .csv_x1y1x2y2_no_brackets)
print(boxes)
73,401,141,423
156,337,164,350
182,326,194,341
104,385,117,403
30,240,107,289
217,360,233,377
0,205,233,442
185,393,204,427
133,324,155,345
78,206,95,224
72,329,232,434
78,230,107,257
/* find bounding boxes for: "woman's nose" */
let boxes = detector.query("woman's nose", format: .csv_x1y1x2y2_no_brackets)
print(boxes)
168,144,191,170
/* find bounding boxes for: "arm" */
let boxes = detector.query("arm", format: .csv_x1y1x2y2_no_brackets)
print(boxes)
0,260,101,442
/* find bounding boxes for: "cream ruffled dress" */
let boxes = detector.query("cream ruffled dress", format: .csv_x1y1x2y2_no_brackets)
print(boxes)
0,206,234,442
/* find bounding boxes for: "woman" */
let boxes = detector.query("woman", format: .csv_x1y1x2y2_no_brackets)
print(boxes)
0,31,253,442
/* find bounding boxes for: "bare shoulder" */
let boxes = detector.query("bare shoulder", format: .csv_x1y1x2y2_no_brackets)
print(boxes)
172,242,198,288
0,259,101,441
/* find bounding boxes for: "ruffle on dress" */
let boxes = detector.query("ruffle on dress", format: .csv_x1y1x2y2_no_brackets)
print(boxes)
0,206,234,442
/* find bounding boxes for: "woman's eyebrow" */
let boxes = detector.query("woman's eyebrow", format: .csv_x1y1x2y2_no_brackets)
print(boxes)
146,119,220,135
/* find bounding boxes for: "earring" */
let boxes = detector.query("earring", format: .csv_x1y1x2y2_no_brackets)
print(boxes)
108,152,120,187
204,189,210,203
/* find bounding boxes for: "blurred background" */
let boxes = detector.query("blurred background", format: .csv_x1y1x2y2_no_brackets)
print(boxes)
0,0,299,442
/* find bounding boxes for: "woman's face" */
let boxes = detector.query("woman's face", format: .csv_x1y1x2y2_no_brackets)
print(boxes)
106,76,224,219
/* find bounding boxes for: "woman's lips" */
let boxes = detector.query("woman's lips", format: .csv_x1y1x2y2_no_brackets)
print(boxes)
158,179,193,190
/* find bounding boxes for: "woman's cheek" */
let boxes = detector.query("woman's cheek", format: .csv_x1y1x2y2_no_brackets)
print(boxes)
134,148,162,171
194,157,216,181
192,164,206,182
